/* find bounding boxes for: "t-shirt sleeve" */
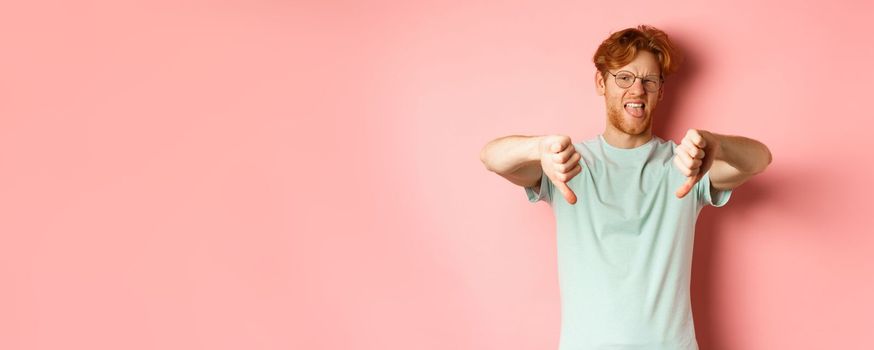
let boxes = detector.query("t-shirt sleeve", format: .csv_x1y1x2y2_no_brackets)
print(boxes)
524,173,553,204
696,171,732,207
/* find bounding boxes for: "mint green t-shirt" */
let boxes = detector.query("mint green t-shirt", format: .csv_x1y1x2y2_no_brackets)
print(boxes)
525,134,732,350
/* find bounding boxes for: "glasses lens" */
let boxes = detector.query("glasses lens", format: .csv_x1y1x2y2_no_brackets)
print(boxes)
614,72,634,88
643,78,660,92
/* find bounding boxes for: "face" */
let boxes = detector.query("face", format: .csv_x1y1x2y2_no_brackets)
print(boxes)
596,50,664,136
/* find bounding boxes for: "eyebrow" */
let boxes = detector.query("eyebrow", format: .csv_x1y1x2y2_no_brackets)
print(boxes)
619,70,661,78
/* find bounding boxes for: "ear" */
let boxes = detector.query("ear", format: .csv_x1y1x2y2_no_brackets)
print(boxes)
595,71,605,96
657,76,665,101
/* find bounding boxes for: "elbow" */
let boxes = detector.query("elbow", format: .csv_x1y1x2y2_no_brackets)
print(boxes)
755,145,773,174
480,145,496,173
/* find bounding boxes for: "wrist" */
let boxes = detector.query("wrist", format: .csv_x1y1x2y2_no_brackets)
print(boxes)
533,136,548,159
707,131,725,160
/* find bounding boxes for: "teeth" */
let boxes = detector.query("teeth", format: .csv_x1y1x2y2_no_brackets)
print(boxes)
626,102,644,108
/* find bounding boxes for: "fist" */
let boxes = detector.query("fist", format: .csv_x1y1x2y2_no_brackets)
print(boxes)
674,129,720,198
539,135,583,204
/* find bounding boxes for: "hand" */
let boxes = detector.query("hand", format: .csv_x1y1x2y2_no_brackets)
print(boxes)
674,129,720,198
539,135,582,204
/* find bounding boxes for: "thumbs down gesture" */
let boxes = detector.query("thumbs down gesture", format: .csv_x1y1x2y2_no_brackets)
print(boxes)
674,129,721,198
539,135,582,205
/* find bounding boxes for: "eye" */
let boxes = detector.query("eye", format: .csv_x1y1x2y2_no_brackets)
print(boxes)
617,74,633,82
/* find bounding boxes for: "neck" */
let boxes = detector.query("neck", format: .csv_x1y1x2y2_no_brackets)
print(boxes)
602,126,654,149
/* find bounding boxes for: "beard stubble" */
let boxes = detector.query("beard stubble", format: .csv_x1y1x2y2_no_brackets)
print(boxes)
607,103,652,136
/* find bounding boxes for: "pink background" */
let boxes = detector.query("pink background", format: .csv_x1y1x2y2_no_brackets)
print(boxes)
2,0,873,349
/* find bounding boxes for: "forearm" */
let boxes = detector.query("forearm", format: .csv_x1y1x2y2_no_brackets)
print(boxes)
480,135,544,178
712,133,772,174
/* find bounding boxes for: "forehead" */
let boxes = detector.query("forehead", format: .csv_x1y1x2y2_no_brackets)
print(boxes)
617,50,661,76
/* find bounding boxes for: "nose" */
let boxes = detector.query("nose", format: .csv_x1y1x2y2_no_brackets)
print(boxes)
628,78,646,95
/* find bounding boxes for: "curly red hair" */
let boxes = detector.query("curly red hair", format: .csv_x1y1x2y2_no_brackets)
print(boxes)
593,25,682,79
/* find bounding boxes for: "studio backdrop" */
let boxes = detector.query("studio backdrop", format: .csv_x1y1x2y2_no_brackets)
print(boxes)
1,0,872,349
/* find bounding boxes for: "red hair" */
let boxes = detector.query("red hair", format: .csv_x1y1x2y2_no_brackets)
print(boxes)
593,25,682,79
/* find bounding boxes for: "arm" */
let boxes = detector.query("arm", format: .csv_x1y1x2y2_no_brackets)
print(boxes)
479,135,546,189
480,134,582,204
708,133,773,190
674,129,772,197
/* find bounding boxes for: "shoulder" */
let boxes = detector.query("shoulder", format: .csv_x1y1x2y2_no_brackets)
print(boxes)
575,135,603,157
653,135,676,149
651,136,678,160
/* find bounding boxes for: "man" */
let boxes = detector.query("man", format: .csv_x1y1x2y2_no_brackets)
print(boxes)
479,25,772,350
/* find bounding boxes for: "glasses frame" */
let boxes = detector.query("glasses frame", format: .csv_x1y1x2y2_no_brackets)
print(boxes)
605,70,664,93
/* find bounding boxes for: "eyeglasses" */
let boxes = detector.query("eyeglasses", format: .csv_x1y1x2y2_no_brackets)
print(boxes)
605,70,663,93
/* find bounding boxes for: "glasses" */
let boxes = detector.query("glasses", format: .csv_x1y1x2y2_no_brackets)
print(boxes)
605,70,663,93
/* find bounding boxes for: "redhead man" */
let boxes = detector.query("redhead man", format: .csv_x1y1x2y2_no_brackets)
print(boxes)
479,25,771,350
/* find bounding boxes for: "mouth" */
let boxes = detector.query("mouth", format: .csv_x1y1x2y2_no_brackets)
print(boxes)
624,102,646,118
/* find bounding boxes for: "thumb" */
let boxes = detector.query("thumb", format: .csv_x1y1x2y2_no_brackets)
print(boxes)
675,174,701,198
550,142,563,153
554,180,577,205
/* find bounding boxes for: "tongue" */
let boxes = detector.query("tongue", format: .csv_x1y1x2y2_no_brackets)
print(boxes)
625,105,644,118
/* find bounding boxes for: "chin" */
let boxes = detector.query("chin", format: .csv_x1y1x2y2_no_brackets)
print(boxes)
609,110,652,135
621,126,648,136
